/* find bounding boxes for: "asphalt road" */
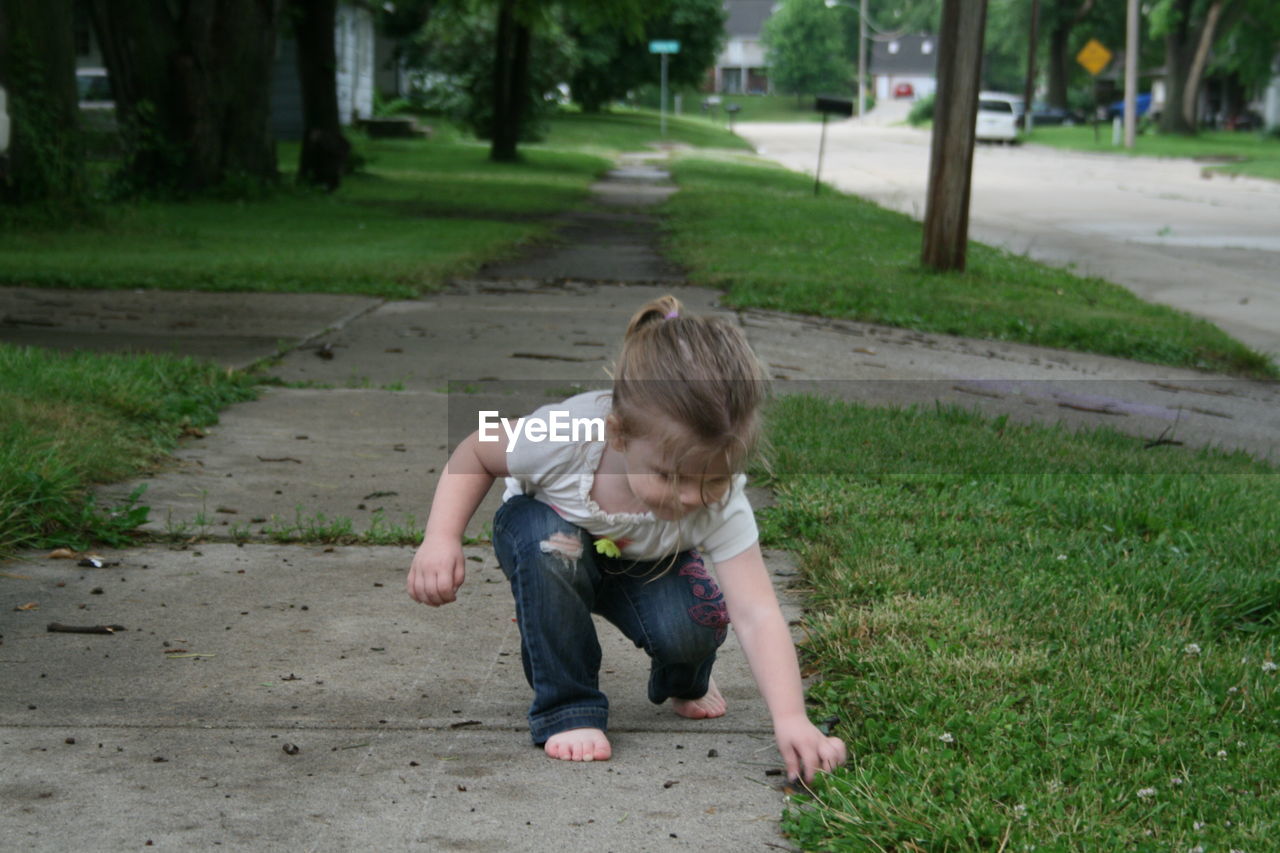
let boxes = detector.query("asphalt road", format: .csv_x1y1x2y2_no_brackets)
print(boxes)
738,116,1280,360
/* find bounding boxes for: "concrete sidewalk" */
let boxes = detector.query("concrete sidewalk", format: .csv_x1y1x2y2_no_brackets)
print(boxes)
2,151,1277,851
1,156,803,852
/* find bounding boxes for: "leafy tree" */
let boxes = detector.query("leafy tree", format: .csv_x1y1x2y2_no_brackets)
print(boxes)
376,0,436,74
85,0,278,193
0,0,86,209
567,0,726,113
982,0,1033,93
764,0,853,97
414,3,576,149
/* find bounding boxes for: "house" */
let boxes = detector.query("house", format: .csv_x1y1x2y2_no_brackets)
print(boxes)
714,0,774,95
869,33,936,102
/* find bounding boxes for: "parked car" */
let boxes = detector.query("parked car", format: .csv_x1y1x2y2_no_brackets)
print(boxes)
1106,92,1152,120
1023,102,1083,127
976,92,1022,143
893,82,914,99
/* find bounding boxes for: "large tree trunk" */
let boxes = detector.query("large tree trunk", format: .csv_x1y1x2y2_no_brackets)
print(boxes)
1159,0,1234,134
1044,0,1095,110
0,0,84,205
1160,0,1197,134
1045,19,1071,109
1181,0,1224,128
86,0,279,192
490,0,530,163
290,0,349,189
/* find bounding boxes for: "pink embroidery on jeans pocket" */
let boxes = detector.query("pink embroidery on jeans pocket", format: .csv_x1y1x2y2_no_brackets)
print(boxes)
679,553,722,601
681,553,729,641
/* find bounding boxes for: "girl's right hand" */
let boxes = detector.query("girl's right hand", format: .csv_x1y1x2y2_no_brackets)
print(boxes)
406,536,467,606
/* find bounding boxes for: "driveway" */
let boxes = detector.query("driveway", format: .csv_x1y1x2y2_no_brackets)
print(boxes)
738,118,1280,359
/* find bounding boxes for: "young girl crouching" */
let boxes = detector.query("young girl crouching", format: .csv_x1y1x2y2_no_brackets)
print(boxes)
406,295,847,782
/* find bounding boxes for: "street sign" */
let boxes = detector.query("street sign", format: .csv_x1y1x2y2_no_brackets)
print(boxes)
649,40,680,54
1076,39,1112,76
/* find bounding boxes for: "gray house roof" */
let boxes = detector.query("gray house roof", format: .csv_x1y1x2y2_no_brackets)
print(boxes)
724,0,776,37
871,33,937,75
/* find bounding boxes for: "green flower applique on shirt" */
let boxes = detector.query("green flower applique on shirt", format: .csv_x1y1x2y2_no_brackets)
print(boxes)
594,537,622,558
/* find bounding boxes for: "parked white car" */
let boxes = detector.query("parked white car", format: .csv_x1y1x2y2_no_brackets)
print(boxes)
976,92,1022,143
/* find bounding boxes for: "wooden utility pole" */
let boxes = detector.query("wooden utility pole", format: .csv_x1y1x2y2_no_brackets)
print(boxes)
1123,0,1138,148
921,0,989,272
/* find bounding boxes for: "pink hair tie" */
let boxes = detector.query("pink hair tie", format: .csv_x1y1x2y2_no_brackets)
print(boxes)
664,310,680,319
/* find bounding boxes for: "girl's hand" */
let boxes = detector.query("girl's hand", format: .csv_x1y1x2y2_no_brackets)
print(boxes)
406,535,467,606
774,714,848,785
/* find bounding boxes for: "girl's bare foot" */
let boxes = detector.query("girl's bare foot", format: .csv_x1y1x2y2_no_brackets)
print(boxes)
544,727,612,762
672,677,727,719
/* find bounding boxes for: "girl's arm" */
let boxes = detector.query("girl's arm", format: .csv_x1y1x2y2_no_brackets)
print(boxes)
406,428,510,607
715,543,848,783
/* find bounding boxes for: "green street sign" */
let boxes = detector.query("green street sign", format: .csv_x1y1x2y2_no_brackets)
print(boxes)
649,40,680,54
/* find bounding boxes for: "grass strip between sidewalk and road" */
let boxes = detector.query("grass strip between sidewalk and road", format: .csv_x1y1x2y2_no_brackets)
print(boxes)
661,154,1276,378
756,394,1278,851
0,346,257,554
1024,126,1280,182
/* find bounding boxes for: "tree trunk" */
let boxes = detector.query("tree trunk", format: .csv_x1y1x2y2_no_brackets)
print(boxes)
1182,0,1224,128
490,0,530,163
86,0,279,192
1046,20,1071,109
290,0,349,190
0,0,84,205
1159,0,1197,134
1045,1,1095,111
921,0,988,273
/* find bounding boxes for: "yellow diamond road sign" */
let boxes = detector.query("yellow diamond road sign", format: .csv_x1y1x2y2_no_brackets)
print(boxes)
1077,39,1112,76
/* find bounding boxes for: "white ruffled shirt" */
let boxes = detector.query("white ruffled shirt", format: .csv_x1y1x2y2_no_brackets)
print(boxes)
501,391,758,564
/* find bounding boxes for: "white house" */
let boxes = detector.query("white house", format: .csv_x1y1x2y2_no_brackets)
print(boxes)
714,0,773,95
870,33,937,101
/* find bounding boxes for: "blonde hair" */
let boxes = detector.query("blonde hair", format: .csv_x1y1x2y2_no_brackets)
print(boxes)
611,295,769,477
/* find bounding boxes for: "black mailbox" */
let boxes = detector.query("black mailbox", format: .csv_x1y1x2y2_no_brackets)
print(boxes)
814,95,854,117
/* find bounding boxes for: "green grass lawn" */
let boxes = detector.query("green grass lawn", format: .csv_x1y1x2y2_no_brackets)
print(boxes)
0,141,609,299
662,154,1275,378
0,111,751,299
1026,126,1280,182
759,394,1278,850
0,346,257,553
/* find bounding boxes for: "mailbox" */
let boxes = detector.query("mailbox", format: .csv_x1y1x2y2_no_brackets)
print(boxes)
814,95,854,117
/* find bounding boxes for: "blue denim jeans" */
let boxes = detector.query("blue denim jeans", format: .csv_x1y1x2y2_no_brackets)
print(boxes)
493,494,730,744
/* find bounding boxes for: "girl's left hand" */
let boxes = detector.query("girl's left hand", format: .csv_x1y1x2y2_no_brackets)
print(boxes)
774,715,848,784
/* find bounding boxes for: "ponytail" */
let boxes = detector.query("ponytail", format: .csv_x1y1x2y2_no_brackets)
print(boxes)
624,295,683,341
